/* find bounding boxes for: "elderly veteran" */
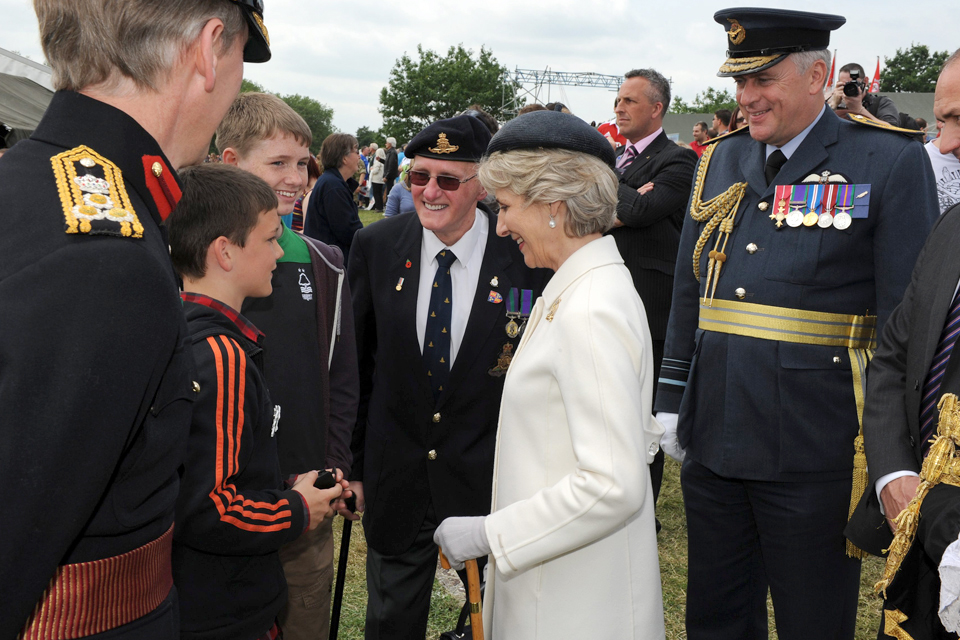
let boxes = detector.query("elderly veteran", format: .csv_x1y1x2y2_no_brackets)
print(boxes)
0,0,270,637
348,115,549,640
655,8,939,640
434,110,666,640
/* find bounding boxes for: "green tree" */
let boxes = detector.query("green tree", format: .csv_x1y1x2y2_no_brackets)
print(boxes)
280,94,336,155
882,44,949,92
356,126,378,147
379,44,512,142
670,87,737,114
241,78,266,93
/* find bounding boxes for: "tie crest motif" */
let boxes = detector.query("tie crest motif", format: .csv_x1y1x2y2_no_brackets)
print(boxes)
423,249,457,400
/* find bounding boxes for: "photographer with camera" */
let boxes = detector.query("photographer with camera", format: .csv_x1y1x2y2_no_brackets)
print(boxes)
827,62,900,125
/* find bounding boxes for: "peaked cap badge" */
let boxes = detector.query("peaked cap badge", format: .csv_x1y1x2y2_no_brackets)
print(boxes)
429,133,459,155
727,19,746,45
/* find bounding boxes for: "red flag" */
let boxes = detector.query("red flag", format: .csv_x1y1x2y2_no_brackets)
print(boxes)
824,50,836,91
869,58,881,94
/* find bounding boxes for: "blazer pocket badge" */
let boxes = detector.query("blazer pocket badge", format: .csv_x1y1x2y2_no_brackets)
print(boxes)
488,343,515,377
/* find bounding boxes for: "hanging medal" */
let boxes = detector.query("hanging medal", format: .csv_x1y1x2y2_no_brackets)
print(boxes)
818,183,840,229
803,183,821,227
773,185,791,229
786,185,806,228
505,288,533,338
834,184,853,230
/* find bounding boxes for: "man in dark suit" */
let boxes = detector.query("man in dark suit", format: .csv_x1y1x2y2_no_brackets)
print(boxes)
655,8,939,640
348,115,547,640
847,49,960,640
610,67,697,502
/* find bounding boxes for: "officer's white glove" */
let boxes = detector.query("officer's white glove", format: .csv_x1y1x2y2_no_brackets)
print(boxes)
434,516,490,571
940,532,960,632
657,412,685,463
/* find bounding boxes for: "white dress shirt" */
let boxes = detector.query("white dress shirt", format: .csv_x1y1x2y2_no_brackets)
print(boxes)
416,208,488,365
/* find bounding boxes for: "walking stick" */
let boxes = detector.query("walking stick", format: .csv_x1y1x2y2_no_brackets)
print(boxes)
329,496,356,640
439,549,484,640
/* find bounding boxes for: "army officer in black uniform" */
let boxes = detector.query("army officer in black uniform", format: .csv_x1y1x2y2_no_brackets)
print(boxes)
0,1,271,637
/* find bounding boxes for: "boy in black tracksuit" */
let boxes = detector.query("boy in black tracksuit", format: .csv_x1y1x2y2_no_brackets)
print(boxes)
167,164,345,640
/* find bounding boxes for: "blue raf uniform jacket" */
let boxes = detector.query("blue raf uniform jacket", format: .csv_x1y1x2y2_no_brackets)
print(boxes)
655,110,939,482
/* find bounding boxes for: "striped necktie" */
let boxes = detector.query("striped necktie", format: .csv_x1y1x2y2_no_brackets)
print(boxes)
423,249,457,400
616,145,637,174
919,286,960,456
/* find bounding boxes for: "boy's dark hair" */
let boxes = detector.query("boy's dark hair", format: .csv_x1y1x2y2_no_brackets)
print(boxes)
169,164,278,280
319,133,358,171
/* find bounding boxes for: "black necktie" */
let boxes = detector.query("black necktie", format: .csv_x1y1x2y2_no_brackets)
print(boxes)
764,149,787,186
423,249,457,400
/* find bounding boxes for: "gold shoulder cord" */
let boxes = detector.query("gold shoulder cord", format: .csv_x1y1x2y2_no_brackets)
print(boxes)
876,393,960,596
689,143,748,304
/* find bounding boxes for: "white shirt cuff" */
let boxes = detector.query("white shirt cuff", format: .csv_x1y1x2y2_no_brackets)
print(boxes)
941,533,960,632
875,470,920,516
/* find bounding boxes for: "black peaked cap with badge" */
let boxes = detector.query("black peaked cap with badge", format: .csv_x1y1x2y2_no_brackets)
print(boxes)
487,110,617,168
406,115,492,162
714,7,845,77
231,0,271,63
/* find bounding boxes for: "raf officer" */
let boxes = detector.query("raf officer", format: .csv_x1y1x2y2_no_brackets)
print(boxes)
0,0,270,637
348,115,548,639
655,8,939,640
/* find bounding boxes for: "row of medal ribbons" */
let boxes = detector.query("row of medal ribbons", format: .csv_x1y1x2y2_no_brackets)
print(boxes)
770,183,870,229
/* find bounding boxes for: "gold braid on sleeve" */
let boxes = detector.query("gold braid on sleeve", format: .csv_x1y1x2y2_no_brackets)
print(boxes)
689,143,748,305
875,393,960,596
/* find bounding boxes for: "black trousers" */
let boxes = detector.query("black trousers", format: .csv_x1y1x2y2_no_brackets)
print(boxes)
364,503,484,640
372,183,384,212
682,458,860,640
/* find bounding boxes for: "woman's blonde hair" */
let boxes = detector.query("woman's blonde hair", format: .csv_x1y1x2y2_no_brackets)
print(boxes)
34,0,247,92
479,148,618,237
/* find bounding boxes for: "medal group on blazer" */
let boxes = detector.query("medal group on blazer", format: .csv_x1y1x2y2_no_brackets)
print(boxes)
770,171,870,230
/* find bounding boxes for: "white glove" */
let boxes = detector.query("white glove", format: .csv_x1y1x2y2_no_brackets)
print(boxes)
941,533,960,632
433,516,490,571
657,412,685,463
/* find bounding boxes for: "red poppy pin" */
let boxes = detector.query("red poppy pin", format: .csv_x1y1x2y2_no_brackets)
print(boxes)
405,260,412,268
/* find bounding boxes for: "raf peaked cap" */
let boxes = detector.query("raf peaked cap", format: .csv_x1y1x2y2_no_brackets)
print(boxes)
406,115,492,162
713,8,845,77
486,111,617,168
231,0,271,63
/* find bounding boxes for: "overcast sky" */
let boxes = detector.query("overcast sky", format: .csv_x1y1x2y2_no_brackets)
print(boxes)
3,0,954,138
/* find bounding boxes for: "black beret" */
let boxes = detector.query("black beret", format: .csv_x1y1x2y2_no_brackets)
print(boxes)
486,111,617,168
714,7,845,77
231,0,271,63
406,115,492,162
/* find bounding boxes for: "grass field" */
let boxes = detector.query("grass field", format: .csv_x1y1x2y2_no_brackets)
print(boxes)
343,209,887,639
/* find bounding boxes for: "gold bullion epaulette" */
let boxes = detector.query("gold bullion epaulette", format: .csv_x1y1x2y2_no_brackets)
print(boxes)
847,113,922,137
52,145,144,238
705,125,750,144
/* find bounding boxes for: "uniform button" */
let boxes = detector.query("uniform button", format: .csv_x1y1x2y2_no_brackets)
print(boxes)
746,243,758,254
909,436,916,447
192,381,201,393
735,287,746,299
758,202,769,212
648,442,660,456
433,413,441,423
427,450,438,461
151,162,163,177
833,356,841,364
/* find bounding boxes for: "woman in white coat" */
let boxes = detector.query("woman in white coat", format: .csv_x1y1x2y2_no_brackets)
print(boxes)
434,111,665,639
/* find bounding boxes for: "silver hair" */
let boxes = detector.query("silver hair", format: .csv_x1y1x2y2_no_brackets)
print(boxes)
791,49,832,75
479,149,618,238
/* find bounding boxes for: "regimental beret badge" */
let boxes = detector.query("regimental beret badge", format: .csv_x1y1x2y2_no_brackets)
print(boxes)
727,19,746,45
428,133,459,155
51,145,144,238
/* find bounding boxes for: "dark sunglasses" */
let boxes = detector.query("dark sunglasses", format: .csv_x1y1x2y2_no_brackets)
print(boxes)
408,170,478,191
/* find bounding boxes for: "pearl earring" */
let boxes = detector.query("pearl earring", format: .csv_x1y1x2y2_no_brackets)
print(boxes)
548,215,557,229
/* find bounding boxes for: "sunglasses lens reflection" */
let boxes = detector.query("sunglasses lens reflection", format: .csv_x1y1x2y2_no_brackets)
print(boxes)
407,171,463,191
